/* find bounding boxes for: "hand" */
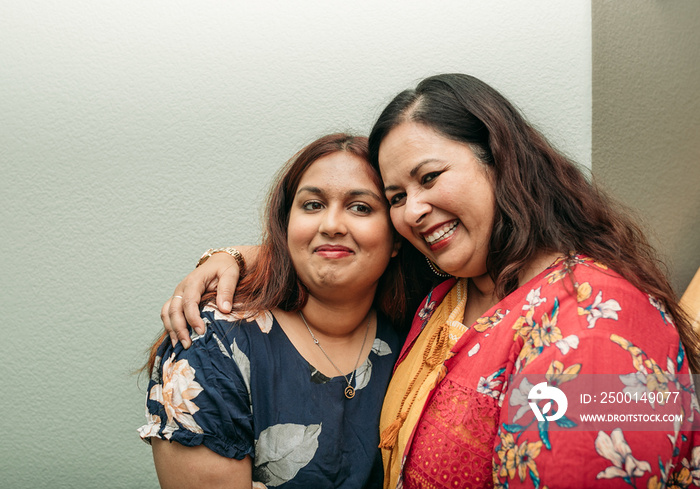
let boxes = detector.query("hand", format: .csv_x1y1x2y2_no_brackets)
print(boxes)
161,252,240,348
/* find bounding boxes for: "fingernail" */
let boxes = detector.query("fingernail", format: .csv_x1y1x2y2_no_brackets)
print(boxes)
223,301,231,311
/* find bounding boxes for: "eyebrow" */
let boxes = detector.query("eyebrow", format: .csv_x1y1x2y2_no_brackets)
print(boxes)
383,159,441,193
296,186,384,202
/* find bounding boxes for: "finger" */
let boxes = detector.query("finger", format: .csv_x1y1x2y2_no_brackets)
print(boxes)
161,298,178,347
168,295,191,349
180,281,206,336
216,264,239,313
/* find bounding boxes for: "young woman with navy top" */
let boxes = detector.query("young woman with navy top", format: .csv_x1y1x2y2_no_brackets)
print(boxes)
140,133,407,488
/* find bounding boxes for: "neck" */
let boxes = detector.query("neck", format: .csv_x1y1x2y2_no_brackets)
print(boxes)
274,294,376,378
468,250,563,299
469,273,496,301
464,276,498,326
519,251,563,285
462,251,562,326
299,294,375,339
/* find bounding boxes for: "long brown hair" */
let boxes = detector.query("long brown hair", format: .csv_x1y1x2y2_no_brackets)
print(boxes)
368,73,700,371
146,134,407,375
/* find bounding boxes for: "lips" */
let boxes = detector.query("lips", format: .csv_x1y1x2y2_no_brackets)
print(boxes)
314,244,354,258
422,220,459,245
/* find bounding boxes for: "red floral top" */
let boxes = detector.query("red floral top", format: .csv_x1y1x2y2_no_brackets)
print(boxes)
393,255,700,489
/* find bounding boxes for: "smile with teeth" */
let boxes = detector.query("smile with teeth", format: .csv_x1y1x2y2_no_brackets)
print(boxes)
423,221,459,245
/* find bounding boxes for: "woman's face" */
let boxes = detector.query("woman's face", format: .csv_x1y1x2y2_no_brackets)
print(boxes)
287,152,398,299
378,121,495,279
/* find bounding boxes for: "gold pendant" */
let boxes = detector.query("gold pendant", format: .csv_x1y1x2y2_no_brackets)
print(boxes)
344,385,355,399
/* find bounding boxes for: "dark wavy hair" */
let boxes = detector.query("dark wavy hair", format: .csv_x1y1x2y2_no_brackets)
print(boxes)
368,73,700,371
146,134,407,376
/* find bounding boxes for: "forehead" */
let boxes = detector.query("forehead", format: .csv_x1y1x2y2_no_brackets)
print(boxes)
298,152,382,193
378,122,451,163
377,121,484,179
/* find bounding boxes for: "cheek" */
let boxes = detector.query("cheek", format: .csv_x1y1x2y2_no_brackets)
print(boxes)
287,214,316,245
286,226,299,248
388,207,402,231
361,219,395,254
389,208,417,242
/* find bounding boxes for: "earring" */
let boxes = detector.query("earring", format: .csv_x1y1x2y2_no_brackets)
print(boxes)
425,256,451,278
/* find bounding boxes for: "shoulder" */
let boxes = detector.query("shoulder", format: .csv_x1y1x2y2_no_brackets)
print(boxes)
142,314,257,459
562,257,673,331
198,304,276,340
161,304,278,371
534,256,670,328
146,305,273,415
516,255,682,369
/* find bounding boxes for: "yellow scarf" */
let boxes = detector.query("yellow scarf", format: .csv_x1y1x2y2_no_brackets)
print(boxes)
379,278,469,489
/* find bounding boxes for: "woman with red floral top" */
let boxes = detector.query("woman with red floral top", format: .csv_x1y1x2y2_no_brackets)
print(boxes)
158,74,700,488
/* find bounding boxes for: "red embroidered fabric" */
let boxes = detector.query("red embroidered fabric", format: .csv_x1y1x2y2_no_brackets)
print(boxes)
402,378,500,489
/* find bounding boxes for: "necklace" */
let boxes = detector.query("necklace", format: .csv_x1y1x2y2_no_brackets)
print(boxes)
298,310,371,399
425,255,451,278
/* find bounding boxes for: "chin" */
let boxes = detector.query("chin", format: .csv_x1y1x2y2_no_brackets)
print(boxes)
435,258,471,278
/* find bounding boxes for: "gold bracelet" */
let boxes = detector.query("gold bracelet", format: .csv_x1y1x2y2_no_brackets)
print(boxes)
196,247,246,275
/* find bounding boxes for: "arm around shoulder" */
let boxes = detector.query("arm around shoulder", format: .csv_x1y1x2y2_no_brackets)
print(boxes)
162,245,261,346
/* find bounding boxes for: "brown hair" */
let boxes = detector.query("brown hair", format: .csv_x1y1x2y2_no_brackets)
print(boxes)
368,73,700,371
146,134,407,374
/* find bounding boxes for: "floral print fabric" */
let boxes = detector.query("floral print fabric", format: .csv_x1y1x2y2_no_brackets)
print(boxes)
387,255,700,488
140,306,401,489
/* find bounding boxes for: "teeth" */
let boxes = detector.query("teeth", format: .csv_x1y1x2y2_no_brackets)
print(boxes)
424,221,458,244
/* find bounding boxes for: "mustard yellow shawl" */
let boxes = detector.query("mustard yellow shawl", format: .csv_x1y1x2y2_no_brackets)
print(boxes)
379,278,469,489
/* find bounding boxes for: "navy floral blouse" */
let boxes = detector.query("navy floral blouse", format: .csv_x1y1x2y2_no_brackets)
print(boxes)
139,303,401,489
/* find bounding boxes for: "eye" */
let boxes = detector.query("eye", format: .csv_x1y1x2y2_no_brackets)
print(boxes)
349,203,372,214
388,192,406,207
421,171,441,185
302,201,324,211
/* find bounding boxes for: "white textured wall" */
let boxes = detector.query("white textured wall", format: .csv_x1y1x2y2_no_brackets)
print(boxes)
592,0,700,294
0,1,591,486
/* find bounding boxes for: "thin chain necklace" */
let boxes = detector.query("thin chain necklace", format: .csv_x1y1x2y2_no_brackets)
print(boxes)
298,310,371,399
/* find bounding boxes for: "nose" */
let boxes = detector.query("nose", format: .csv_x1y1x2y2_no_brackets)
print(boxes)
319,207,347,237
404,193,430,226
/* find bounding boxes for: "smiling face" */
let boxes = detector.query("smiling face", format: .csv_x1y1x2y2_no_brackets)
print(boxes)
287,151,398,300
378,121,495,280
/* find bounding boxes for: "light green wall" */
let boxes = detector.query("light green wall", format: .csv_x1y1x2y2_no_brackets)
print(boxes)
0,1,591,487
592,0,700,294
